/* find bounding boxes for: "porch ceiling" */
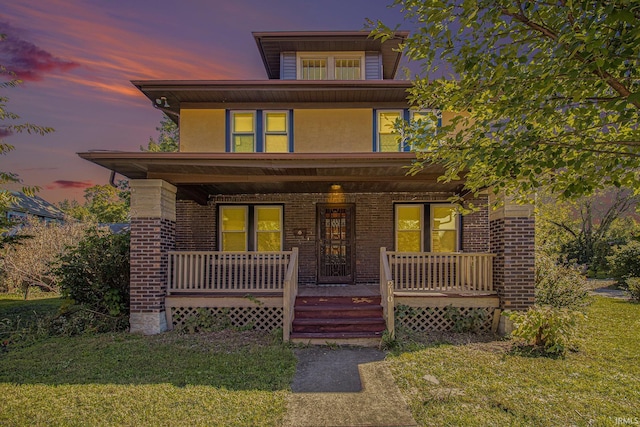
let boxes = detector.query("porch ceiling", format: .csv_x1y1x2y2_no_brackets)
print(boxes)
77,152,465,202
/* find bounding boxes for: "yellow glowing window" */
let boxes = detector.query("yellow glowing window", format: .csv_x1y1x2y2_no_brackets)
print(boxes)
431,206,458,252
264,112,289,153
378,111,402,152
231,112,255,152
256,206,282,251
220,206,247,251
396,205,423,252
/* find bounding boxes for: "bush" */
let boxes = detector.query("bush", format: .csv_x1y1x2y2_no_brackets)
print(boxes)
506,306,584,356
625,277,640,302
535,252,590,311
443,305,489,333
0,220,88,296
52,229,130,318
607,241,640,285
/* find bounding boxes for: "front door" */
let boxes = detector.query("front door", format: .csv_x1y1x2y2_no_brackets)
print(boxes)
317,204,355,284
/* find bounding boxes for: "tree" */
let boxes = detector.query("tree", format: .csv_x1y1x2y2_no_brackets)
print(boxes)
141,114,179,152
0,219,87,296
59,184,129,223
373,1,640,202
1,34,54,235
537,188,639,274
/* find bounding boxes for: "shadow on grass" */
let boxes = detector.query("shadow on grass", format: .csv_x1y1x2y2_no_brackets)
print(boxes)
0,329,297,391
384,328,510,355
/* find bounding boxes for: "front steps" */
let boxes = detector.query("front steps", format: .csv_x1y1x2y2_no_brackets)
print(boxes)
290,295,385,346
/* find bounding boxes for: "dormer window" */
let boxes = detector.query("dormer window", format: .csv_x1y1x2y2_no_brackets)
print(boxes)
297,52,364,80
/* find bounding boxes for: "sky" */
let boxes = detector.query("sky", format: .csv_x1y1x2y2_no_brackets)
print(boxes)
0,0,416,204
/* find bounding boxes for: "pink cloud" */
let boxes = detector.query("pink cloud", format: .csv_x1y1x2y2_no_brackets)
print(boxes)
0,20,79,81
46,180,93,190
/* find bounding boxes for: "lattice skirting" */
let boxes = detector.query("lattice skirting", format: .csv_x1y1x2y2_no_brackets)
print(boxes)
170,306,283,331
395,306,497,333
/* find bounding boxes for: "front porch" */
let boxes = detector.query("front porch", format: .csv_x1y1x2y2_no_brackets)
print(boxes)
164,249,500,344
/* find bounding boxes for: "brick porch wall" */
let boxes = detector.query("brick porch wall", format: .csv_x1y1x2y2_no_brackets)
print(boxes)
175,192,491,285
490,206,536,310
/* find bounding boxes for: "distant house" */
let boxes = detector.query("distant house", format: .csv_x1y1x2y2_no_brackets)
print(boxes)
79,30,535,344
5,192,65,225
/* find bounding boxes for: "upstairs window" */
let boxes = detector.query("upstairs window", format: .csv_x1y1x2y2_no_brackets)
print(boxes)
301,58,327,80
231,112,255,152
228,110,292,152
264,111,289,152
377,110,402,152
375,109,441,152
298,53,364,80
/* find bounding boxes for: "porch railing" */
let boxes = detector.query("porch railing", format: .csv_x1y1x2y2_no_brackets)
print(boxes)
283,248,299,341
380,247,395,338
167,251,292,293
385,250,495,293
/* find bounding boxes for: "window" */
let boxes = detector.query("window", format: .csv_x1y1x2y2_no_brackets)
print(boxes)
228,110,291,152
298,53,364,80
264,111,289,152
301,58,327,80
395,204,459,252
335,58,361,80
219,205,283,251
377,110,402,152
231,112,255,152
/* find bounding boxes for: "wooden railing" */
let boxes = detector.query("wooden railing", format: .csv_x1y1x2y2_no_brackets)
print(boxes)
385,251,495,293
282,248,299,341
380,247,395,338
168,251,293,293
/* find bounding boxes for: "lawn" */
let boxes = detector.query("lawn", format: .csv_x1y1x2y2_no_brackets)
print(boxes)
1,294,638,426
386,296,640,426
0,294,296,427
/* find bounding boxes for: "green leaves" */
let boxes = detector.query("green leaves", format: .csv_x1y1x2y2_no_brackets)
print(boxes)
376,0,640,201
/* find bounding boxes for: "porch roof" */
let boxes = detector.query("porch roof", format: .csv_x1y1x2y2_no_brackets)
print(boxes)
77,152,464,203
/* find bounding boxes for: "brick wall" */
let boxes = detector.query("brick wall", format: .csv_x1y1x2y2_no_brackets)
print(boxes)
175,192,491,285
490,216,535,309
130,217,175,314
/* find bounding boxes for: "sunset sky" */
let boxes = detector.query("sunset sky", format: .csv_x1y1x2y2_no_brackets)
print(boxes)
1,0,416,204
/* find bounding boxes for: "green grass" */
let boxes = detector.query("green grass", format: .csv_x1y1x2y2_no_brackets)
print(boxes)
0,295,297,427
0,292,63,323
387,296,640,426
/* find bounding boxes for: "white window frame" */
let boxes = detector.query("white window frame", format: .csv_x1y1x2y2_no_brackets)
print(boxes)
377,109,403,152
263,111,289,153
297,52,365,80
254,205,284,252
230,111,256,152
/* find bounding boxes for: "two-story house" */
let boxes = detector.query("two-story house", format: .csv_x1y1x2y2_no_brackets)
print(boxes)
80,31,535,345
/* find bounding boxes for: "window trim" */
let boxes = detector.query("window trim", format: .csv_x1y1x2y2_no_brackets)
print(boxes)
229,111,256,153
296,51,365,80
263,110,290,153
218,204,284,252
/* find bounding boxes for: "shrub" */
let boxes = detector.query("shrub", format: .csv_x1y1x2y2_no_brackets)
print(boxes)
625,277,640,302
52,229,130,318
535,252,590,311
506,306,584,356
607,241,640,285
0,219,88,296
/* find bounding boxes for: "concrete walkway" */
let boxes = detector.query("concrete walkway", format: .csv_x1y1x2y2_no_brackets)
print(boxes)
283,347,417,427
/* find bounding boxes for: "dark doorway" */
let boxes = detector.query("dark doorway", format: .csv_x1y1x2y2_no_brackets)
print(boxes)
317,204,355,284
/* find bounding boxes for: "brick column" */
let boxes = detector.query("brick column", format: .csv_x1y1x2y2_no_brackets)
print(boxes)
129,179,176,334
489,194,535,315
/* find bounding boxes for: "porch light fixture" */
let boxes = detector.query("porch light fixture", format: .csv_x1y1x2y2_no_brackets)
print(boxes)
330,184,342,191
155,96,170,108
